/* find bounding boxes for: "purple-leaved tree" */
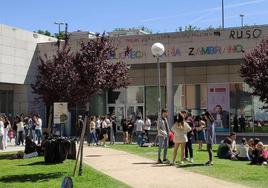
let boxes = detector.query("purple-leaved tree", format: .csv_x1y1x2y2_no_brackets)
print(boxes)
240,39,268,106
32,33,130,126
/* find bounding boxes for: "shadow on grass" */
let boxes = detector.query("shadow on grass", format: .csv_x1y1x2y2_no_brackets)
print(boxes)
0,172,64,183
0,153,15,160
177,163,205,168
17,161,59,166
198,149,217,152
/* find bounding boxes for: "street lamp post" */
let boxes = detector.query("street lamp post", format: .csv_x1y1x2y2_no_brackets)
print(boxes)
222,0,224,29
240,14,245,27
54,22,65,49
151,43,165,121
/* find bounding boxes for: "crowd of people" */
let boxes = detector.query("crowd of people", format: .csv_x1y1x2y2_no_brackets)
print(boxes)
157,109,216,166
0,113,43,151
217,133,268,165
77,114,151,147
156,108,268,166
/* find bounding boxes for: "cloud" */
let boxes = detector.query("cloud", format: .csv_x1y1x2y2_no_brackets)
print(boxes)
140,0,267,23
197,11,268,24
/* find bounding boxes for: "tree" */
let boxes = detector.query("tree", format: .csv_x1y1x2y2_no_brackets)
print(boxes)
54,31,66,40
31,33,130,112
184,25,199,32
34,30,52,36
31,46,80,106
240,39,268,106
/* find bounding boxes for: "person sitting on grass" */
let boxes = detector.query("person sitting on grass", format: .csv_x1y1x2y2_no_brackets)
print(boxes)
248,138,255,159
230,132,237,153
236,138,250,161
217,137,236,160
36,132,49,155
24,136,38,158
250,142,268,165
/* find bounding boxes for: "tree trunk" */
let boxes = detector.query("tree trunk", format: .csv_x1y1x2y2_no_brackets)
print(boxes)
73,115,87,176
47,105,53,136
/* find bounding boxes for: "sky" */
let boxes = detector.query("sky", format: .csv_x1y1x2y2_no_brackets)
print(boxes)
0,0,268,34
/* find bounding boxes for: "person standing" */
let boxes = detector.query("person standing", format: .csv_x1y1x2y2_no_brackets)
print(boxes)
121,118,128,144
233,115,239,132
88,116,98,146
76,115,83,142
16,116,25,146
170,112,191,165
144,116,151,143
100,116,108,147
0,115,5,150
157,109,170,164
95,116,101,141
110,116,116,144
127,119,134,144
34,114,42,144
3,116,11,149
239,115,246,133
184,112,195,163
204,111,216,166
135,116,144,147
105,115,112,142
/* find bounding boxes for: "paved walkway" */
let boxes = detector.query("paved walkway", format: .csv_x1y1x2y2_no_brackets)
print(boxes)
83,146,248,188
0,140,24,153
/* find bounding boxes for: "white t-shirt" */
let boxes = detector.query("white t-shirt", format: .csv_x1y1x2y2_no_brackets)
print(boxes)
0,121,4,136
96,119,101,128
105,118,111,127
135,119,144,132
36,118,42,130
17,122,24,132
144,119,151,131
171,121,191,143
237,144,249,158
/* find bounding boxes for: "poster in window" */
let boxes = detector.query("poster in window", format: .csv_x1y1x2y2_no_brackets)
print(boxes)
207,84,230,132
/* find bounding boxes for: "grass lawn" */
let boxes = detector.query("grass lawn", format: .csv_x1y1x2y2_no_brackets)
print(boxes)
111,144,268,188
0,152,129,188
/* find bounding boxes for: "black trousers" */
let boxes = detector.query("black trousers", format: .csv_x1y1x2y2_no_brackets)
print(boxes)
207,143,213,161
144,130,149,143
17,131,24,145
185,138,193,158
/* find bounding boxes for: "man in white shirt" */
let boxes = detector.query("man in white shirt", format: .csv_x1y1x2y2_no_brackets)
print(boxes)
230,132,237,153
34,114,42,144
144,117,151,143
157,109,170,164
135,116,144,146
0,115,5,150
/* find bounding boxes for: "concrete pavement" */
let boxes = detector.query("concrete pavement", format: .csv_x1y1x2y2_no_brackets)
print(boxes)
83,146,248,188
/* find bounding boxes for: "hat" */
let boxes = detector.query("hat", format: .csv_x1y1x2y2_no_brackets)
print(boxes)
78,115,82,119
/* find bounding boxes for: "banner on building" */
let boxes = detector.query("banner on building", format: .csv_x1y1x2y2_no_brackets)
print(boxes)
53,102,68,124
207,84,230,132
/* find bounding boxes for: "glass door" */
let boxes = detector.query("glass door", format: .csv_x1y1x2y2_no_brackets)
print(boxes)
126,105,144,120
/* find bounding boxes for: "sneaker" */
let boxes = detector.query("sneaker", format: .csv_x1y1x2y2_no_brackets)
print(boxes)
169,161,175,166
205,161,213,166
163,159,170,164
156,159,163,164
190,158,194,163
179,161,184,165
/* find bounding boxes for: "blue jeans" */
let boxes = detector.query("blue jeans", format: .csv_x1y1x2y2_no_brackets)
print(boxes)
158,136,168,161
89,132,98,144
35,129,42,144
136,131,143,146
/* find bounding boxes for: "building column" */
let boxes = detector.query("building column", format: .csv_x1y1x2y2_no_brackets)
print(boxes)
167,62,174,127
